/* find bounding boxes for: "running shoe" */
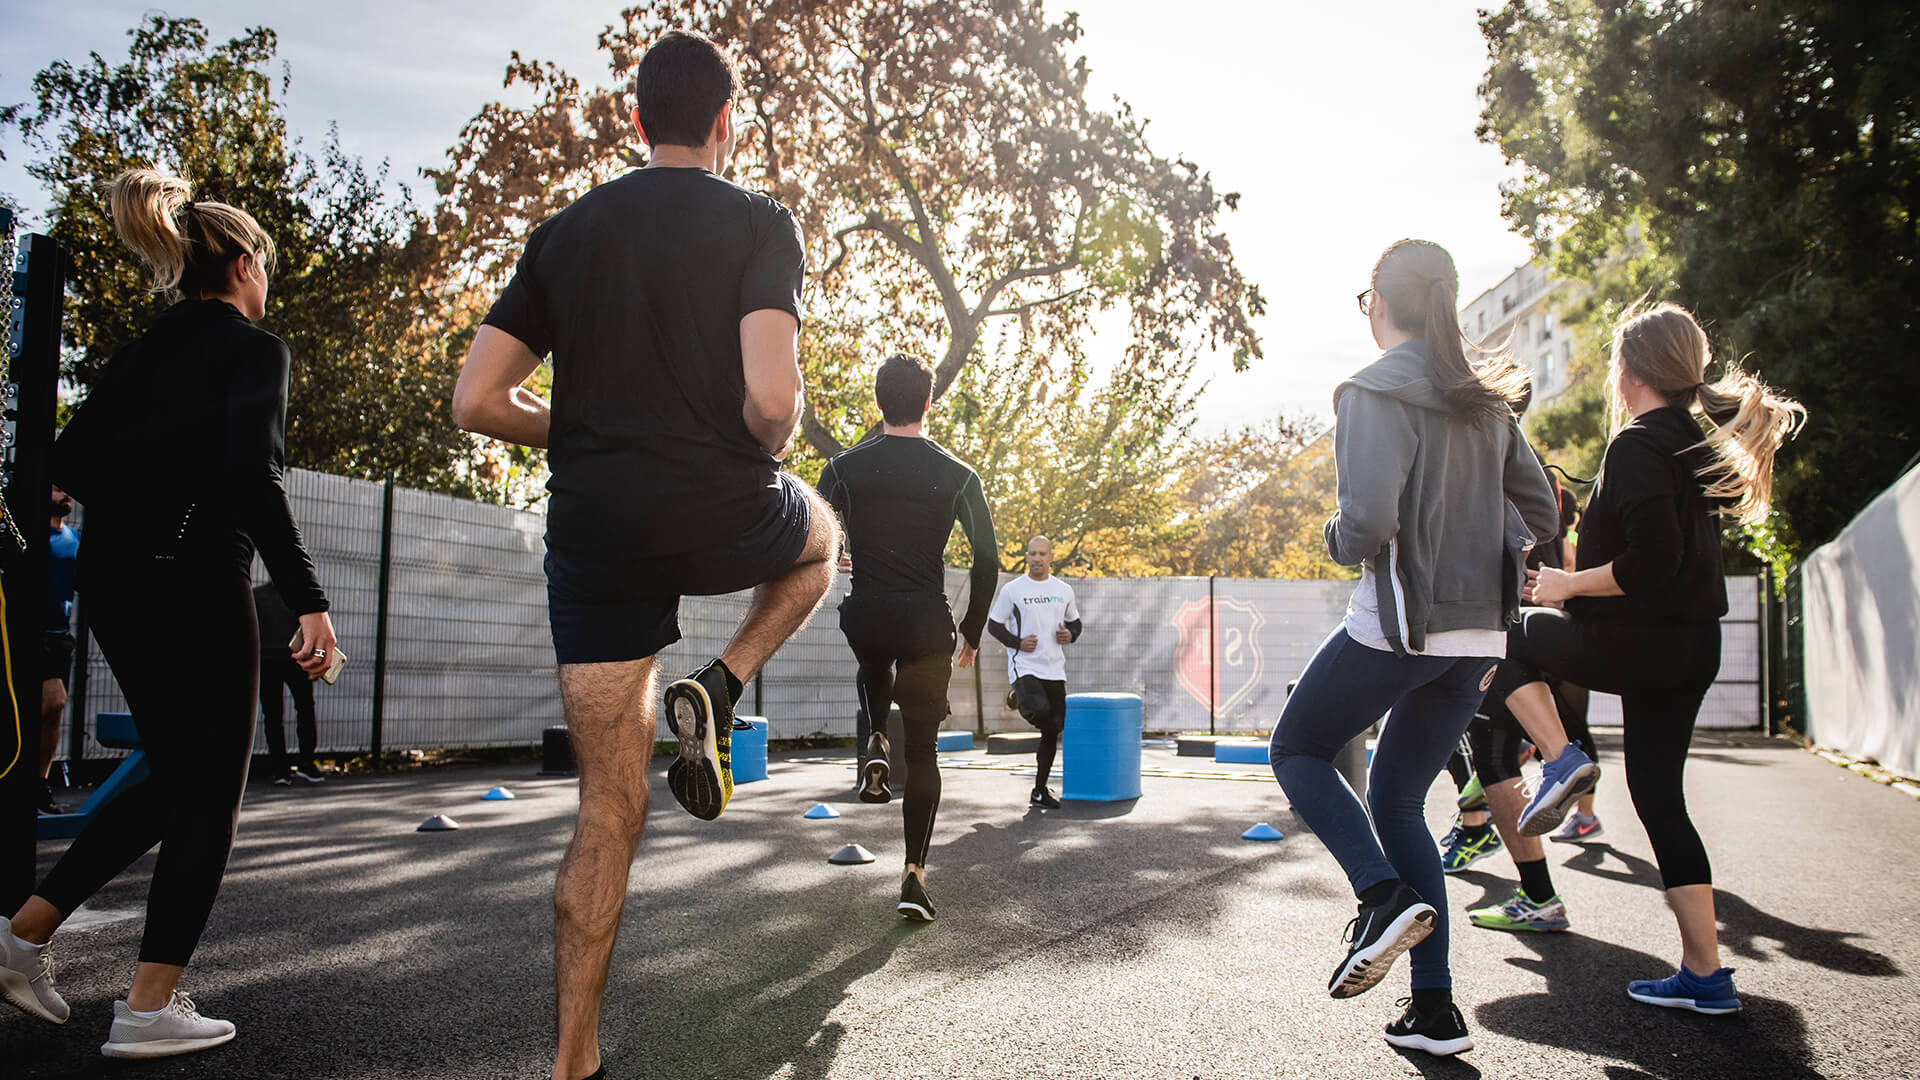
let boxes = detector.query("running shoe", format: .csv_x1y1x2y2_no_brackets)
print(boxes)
1468,890,1570,933
100,992,236,1058
1438,819,1461,850
1383,996,1474,1056
1005,687,1018,711
0,915,69,1023
1440,826,1504,874
859,733,893,804
270,773,292,786
1517,744,1600,837
1030,787,1061,809
1455,774,1488,812
294,762,325,784
1328,883,1436,999
36,781,59,815
665,659,739,821
1627,966,1742,1015
1548,811,1605,843
898,875,936,921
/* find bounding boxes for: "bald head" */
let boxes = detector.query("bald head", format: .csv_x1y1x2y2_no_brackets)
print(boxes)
1025,536,1053,579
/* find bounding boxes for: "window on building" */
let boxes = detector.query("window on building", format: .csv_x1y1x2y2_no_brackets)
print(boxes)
1542,312,1555,341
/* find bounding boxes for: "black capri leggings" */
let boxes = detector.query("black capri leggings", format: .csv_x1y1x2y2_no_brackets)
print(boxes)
840,590,954,868
1489,607,1721,888
36,561,260,966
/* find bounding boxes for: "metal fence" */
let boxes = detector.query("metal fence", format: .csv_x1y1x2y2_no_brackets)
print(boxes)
55,469,1771,762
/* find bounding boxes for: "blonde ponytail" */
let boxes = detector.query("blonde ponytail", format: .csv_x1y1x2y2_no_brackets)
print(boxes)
107,167,276,302
1611,302,1806,525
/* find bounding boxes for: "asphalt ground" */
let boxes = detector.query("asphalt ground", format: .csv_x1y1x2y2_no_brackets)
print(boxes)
6,729,1916,1079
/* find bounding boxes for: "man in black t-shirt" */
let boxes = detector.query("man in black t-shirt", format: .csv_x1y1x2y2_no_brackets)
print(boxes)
451,30,838,1080
817,355,998,922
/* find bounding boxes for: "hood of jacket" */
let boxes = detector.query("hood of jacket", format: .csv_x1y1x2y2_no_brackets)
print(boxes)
1337,338,1451,414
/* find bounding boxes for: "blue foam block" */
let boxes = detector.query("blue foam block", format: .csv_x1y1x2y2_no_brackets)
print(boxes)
935,730,975,751
1242,822,1285,841
1213,739,1271,765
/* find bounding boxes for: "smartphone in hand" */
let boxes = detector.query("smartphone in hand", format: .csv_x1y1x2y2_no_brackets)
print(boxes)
289,629,348,685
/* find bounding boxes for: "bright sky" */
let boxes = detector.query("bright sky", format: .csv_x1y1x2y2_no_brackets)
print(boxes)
1,0,1535,430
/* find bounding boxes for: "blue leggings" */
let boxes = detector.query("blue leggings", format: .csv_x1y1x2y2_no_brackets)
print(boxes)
1270,628,1495,990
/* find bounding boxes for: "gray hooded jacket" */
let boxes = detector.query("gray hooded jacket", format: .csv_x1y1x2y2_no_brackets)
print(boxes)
1325,338,1560,656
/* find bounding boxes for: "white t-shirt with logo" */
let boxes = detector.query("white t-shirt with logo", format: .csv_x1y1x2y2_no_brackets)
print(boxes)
988,573,1081,682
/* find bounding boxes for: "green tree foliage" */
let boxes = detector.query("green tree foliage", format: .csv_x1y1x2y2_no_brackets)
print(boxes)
430,0,1264,466
1160,421,1355,580
3,16,487,494
1478,0,1920,550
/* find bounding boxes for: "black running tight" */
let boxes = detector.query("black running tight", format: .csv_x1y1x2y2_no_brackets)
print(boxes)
1012,676,1066,789
840,592,954,868
37,562,260,966
1489,608,1721,888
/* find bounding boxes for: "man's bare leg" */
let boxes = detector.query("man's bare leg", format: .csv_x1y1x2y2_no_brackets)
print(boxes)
1504,680,1572,762
717,487,839,683
1485,777,1545,864
552,658,657,1080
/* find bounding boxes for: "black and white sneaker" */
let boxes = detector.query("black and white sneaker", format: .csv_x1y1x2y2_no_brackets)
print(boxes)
859,733,893,804
1030,787,1061,809
270,773,292,787
293,763,325,784
898,875,936,921
1327,883,1436,999
1383,997,1474,1056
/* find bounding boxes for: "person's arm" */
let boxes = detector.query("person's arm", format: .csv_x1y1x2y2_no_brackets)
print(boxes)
953,473,999,649
452,326,550,448
1323,387,1417,566
1058,590,1082,644
986,619,1021,649
741,310,802,459
1504,422,1561,553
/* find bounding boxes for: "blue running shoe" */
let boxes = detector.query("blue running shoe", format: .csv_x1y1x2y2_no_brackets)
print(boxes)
1518,744,1600,837
1627,966,1741,1015
1441,826,1503,874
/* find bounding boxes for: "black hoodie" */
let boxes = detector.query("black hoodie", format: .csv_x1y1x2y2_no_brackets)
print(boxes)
1568,405,1730,624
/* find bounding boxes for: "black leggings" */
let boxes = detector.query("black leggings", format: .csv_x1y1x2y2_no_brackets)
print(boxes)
37,563,259,966
1490,608,1720,888
1012,676,1066,789
840,591,953,868
259,652,317,772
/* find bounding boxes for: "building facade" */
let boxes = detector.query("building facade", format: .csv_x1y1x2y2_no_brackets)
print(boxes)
1459,260,1576,404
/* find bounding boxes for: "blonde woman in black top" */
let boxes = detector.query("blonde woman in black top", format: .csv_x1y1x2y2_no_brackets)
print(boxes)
0,168,335,1058
1490,302,1803,1015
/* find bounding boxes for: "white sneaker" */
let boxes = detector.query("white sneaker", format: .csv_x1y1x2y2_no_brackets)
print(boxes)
100,992,236,1059
0,915,69,1023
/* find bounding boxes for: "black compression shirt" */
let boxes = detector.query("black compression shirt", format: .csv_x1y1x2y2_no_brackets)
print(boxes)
816,434,998,648
52,299,327,613
482,167,806,559
1569,406,1730,624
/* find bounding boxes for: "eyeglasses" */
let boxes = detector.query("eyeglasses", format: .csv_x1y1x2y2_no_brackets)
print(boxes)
1356,289,1375,316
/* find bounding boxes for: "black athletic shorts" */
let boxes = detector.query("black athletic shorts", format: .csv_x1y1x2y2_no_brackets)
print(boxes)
42,631,75,686
545,472,813,665
1470,676,1583,785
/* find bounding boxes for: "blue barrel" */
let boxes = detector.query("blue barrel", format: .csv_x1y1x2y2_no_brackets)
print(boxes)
730,716,769,784
1061,693,1142,801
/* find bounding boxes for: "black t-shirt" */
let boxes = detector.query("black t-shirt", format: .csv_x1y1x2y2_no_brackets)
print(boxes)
817,435,999,648
483,167,805,558
1569,406,1730,624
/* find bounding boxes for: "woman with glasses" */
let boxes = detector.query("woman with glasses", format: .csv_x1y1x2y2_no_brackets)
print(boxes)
1491,302,1802,1016
0,168,336,1059
1268,239,1558,1056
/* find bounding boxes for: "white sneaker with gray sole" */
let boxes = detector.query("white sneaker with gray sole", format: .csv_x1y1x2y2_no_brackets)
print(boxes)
0,915,68,1023
100,992,236,1059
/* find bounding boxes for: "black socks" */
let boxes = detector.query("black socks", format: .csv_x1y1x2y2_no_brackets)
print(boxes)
1517,858,1556,904
714,659,745,706
1411,987,1452,1016
1358,879,1400,907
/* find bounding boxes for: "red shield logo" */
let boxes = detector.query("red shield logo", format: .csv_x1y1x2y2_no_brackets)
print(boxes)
1172,597,1266,715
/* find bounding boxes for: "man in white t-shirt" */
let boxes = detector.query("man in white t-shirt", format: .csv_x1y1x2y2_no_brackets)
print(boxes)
986,536,1082,808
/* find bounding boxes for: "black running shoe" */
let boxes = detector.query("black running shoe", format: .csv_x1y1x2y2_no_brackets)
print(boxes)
294,763,325,784
1030,787,1061,809
35,782,58,815
1005,687,1018,711
1327,883,1436,999
859,733,893,804
665,659,738,821
1383,997,1474,1056
898,875,936,921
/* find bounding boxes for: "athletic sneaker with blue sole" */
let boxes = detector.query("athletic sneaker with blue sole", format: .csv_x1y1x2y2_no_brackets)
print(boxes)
1628,966,1742,1014
664,660,741,821
1518,744,1600,837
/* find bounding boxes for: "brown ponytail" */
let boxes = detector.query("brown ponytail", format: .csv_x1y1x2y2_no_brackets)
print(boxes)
1372,239,1529,433
107,168,275,301
1610,302,1806,524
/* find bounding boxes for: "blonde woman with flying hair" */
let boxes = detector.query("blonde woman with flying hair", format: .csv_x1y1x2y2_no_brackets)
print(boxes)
0,168,335,1058
1490,301,1804,1016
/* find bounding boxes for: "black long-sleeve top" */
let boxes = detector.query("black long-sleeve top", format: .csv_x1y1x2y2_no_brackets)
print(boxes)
1567,406,1728,624
816,434,997,648
52,299,328,614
